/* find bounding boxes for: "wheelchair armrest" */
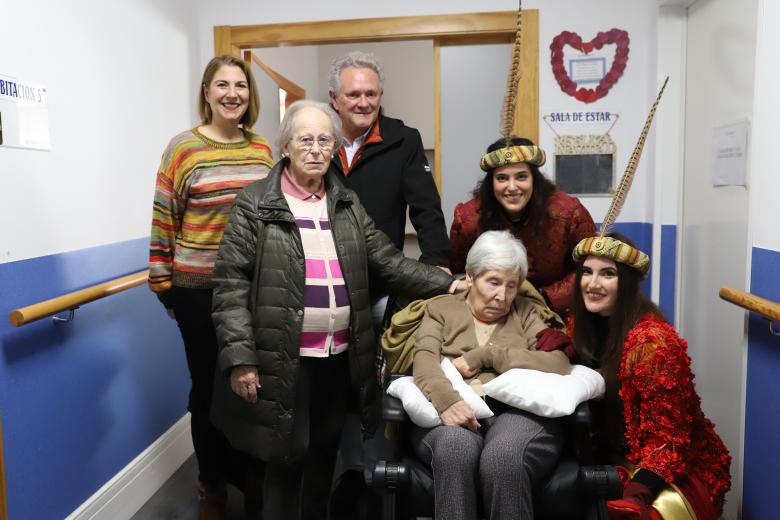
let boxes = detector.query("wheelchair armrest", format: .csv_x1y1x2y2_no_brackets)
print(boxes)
570,399,593,426
578,464,624,500
383,373,411,423
383,393,409,423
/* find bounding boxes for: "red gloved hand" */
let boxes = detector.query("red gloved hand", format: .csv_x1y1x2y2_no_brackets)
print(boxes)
607,498,647,520
535,328,575,358
607,498,644,520
607,482,661,520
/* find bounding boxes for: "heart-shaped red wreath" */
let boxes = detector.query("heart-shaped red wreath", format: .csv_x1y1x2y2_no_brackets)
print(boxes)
550,29,629,104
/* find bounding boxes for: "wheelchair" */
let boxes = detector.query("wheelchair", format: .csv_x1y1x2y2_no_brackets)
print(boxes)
367,374,623,520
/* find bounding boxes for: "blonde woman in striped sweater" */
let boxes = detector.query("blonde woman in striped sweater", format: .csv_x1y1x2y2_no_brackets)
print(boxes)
148,55,273,520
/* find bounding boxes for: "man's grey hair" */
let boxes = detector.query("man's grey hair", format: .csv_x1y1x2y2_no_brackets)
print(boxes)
276,100,343,154
328,51,386,94
465,230,529,282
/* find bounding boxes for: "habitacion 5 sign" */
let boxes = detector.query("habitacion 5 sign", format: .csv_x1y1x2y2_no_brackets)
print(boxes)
0,73,50,150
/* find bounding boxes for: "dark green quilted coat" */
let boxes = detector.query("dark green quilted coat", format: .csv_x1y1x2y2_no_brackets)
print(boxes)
210,159,454,463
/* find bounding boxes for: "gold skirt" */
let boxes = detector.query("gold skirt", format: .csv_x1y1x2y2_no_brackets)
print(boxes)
652,483,697,520
624,466,697,520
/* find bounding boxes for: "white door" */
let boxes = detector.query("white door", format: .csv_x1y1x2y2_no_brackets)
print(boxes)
679,0,757,517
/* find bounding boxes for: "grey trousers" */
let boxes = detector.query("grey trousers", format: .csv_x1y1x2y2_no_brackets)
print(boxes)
413,409,564,520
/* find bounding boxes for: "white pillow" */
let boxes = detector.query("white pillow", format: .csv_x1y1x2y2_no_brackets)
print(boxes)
482,365,605,418
386,358,493,428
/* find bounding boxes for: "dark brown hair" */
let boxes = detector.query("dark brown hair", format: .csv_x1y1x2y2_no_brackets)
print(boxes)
473,137,556,241
570,232,663,458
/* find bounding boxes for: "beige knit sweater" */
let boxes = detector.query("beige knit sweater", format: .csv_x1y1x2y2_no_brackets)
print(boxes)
413,292,571,414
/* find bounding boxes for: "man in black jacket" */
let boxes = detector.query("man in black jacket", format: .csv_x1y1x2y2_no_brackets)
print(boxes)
328,50,452,519
328,51,451,318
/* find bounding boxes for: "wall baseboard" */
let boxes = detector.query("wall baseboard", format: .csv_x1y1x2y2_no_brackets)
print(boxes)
66,414,193,520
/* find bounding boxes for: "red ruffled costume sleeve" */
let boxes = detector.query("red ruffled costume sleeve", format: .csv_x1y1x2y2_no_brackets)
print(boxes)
619,314,731,517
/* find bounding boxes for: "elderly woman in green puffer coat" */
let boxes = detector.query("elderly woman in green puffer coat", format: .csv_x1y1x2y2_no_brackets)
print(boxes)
209,99,462,520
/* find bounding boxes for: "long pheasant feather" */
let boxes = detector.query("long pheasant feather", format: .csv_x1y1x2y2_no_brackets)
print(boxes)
502,0,523,145
600,76,669,236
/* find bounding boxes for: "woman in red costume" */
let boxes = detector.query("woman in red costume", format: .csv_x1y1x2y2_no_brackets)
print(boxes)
570,232,731,520
450,136,595,315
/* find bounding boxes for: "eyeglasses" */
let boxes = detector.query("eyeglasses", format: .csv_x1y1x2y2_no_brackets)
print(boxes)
295,135,336,152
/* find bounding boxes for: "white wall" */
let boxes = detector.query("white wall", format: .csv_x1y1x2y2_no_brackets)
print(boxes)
251,60,282,156
653,6,687,305
440,43,509,228
678,0,757,517
1,2,202,517
0,0,201,264
254,46,322,104
197,0,519,66
749,0,780,253
200,0,660,228
536,0,660,225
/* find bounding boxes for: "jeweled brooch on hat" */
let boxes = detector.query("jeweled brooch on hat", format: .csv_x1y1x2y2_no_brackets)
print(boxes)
480,145,546,171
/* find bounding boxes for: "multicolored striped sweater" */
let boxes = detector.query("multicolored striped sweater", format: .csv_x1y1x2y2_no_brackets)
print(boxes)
148,128,273,297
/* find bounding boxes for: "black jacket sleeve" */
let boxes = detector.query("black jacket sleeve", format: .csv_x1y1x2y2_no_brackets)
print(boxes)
401,127,451,267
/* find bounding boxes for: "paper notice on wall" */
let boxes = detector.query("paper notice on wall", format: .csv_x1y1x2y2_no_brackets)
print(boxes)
712,121,748,187
569,57,606,85
0,73,51,151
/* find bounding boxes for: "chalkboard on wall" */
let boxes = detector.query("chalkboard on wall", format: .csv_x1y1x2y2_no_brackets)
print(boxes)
554,153,614,195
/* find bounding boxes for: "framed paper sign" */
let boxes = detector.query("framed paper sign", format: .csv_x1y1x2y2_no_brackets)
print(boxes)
569,57,606,85
0,73,51,151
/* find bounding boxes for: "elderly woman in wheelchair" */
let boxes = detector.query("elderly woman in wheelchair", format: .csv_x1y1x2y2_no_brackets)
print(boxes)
409,230,576,520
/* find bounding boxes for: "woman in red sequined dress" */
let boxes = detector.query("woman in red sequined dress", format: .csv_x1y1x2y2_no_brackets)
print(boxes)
450,137,595,315
570,232,731,520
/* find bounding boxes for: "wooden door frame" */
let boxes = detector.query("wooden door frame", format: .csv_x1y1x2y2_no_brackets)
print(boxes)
214,11,539,188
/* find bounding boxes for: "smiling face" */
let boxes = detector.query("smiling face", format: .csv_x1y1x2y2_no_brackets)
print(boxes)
283,107,336,189
203,65,249,126
580,255,619,317
492,162,534,218
466,268,520,323
329,66,382,141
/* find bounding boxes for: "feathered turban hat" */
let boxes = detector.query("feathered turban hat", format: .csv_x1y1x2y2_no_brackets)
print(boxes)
479,0,546,172
571,77,669,277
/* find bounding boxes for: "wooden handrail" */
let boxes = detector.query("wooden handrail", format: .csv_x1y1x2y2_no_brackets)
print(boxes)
244,50,306,105
719,285,780,322
8,269,150,327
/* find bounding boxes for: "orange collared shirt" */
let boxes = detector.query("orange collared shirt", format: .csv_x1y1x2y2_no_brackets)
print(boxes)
336,118,383,175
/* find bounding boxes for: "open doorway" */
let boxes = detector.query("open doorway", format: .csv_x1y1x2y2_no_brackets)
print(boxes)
214,10,540,194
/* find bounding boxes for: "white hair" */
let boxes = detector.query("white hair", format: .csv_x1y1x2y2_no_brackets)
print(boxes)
465,230,528,281
276,100,343,153
328,51,386,94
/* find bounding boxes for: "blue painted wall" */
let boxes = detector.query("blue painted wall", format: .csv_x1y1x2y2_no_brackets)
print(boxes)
659,225,677,324
0,238,189,519
607,221,653,297
600,222,677,321
742,246,780,519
